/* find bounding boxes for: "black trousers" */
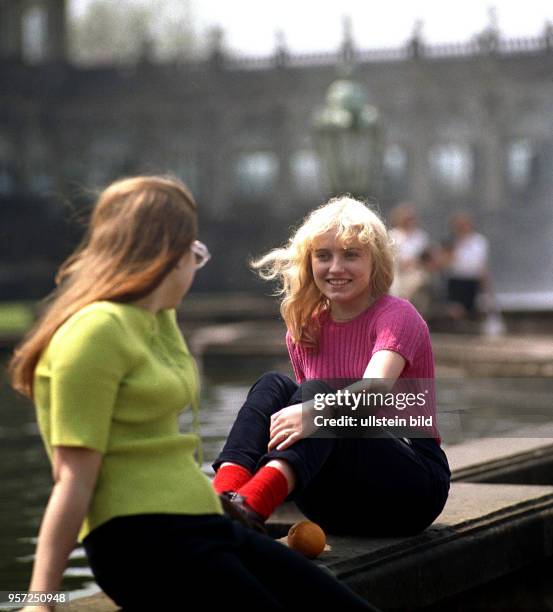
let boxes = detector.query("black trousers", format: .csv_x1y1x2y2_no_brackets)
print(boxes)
447,277,481,315
83,513,376,610
213,373,451,536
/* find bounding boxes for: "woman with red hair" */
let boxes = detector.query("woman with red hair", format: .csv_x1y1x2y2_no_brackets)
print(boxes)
10,177,373,611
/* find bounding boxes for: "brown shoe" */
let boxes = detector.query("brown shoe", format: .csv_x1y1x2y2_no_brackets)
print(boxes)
219,491,268,535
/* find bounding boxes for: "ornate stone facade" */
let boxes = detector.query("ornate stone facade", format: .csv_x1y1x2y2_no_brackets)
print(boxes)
1,1,552,297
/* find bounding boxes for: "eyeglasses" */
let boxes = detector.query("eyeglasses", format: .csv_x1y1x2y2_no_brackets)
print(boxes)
190,240,211,269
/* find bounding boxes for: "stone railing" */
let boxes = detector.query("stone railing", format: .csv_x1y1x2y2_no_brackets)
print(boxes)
221,33,553,71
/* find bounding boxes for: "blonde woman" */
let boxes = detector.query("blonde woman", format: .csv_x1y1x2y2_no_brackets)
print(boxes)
9,178,373,611
213,197,450,537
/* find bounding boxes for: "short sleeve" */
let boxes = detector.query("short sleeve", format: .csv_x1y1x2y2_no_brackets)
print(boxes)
285,330,305,383
371,301,427,367
49,310,130,453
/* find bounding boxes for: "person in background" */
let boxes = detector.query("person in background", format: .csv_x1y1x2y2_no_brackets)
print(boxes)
8,176,374,611
444,212,489,319
388,202,431,313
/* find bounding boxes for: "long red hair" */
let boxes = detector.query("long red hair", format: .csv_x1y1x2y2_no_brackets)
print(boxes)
9,175,197,399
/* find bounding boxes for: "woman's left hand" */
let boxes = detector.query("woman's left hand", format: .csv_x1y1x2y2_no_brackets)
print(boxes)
268,403,316,451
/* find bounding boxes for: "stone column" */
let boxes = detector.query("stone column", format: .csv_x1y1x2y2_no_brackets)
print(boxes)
482,130,504,211
407,137,432,210
199,104,232,217
480,84,505,211
273,104,293,215
46,0,67,63
477,51,505,211
0,0,23,61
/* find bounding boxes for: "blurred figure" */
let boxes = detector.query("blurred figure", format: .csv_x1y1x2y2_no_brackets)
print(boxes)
408,247,447,319
389,202,431,315
443,212,489,319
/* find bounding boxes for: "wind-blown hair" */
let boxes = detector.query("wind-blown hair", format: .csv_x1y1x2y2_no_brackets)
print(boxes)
9,175,197,398
252,196,394,346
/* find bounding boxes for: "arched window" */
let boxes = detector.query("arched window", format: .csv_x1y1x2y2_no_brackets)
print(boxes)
384,144,408,181
383,144,408,196
507,139,534,189
234,151,279,198
291,150,320,194
22,3,48,64
429,143,473,192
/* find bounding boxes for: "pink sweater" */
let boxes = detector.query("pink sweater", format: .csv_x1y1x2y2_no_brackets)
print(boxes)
286,295,440,442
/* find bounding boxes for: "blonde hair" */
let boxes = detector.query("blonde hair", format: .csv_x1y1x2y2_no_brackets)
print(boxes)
252,196,394,346
9,175,197,398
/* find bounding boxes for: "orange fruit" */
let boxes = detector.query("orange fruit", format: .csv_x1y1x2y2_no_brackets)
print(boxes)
287,520,326,558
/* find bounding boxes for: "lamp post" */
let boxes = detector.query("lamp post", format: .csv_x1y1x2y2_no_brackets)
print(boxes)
313,75,383,199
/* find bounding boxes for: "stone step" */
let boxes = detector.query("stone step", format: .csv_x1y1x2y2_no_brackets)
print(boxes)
55,593,117,611
53,432,553,611
272,482,553,610
444,429,553,484
56,480,553,611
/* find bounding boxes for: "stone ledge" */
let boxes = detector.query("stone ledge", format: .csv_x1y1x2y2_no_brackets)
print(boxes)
55,593,117,611
445,430,553,484
57,482,553,611
325,483,553,609
56,434,553,611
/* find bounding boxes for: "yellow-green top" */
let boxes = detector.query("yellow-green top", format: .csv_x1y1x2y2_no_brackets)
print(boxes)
34,301,222,543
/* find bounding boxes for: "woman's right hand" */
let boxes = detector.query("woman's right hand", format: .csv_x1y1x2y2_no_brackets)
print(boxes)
268,402,317,451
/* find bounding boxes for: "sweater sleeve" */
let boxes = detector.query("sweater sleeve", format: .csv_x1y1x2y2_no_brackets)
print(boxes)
370,300,427,367
48,310,131,453
285,330,305,383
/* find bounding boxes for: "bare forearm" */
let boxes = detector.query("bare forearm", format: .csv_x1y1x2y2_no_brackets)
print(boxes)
298,379,390,419
28,480,92,593
312,352,406,416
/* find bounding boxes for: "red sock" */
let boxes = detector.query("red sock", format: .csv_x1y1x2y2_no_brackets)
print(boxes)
212,464,253,495
236,466,289,520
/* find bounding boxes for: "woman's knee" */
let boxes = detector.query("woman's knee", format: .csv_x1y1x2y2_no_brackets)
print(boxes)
230,372,298,426
296,379,336,401
250,371,298,401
